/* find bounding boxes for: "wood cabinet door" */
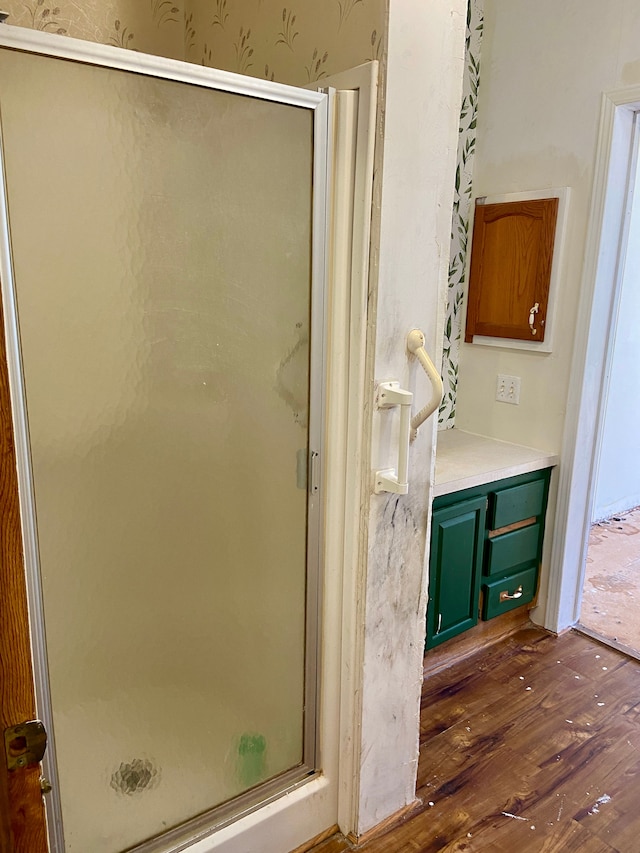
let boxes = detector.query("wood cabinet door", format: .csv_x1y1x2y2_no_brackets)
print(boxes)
0,298,48,853
426,496,487,649
465,198,558,343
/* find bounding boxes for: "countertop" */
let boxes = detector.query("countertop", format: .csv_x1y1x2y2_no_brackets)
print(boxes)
434,428,559,497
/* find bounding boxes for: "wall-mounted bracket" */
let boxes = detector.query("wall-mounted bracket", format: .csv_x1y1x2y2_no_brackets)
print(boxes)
374,381,413,495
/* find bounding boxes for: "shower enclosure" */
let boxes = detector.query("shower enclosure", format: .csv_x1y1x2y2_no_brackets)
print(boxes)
0,28,328,853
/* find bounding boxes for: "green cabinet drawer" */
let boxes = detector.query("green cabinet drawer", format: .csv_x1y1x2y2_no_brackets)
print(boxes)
482,566,537,619
490,478,545,530
486,523,541,577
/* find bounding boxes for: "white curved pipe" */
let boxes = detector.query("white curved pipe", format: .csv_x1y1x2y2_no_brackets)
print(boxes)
406,329,444,440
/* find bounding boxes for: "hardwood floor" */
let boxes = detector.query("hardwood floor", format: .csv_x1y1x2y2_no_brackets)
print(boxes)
307,627,640,852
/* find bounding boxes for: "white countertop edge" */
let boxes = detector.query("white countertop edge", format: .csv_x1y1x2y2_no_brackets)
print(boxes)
433,455,559,497
433,429,559,498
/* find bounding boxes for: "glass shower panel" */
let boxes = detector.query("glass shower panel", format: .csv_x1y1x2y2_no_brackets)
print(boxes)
0,49,314,852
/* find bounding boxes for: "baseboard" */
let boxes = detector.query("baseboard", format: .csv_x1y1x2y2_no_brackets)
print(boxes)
423,608,532,677
289,825,342,853
347,799,422,847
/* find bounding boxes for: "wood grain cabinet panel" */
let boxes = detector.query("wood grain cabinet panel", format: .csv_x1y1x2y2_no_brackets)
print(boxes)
465,197,559,343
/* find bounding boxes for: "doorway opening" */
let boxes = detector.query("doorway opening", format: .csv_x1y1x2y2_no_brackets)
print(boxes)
576,115,640,656
549,91,640,648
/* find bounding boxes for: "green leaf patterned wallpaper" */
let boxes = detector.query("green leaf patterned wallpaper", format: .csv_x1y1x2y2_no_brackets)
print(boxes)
0,0,386,86
439,0,483,429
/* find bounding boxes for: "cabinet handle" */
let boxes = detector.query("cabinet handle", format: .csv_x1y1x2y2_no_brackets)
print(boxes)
437,613,442,634
499,584,523,602
528,302,539,335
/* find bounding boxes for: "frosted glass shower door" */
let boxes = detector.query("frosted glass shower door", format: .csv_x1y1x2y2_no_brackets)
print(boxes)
0,41,326,853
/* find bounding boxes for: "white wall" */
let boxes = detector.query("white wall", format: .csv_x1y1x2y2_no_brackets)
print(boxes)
354,0,465,834
452,0,640,626
455,0,640,453
593,149,640,521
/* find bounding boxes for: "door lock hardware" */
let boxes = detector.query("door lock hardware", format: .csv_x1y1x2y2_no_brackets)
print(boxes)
4,720,47,770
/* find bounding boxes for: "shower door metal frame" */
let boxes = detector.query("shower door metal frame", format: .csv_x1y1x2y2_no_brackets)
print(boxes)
0,24,329,853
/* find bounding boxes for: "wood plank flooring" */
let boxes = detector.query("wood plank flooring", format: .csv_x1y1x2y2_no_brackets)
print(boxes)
306,628,640,852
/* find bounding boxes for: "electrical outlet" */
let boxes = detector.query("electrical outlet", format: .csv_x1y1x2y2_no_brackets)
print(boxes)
496,374,521,405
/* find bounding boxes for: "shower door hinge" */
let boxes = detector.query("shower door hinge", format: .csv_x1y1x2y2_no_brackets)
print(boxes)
4,719,47,770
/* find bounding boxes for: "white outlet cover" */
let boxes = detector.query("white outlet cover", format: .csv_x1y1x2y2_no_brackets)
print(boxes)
496,374,521,405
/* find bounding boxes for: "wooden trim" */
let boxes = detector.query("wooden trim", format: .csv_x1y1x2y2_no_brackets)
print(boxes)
0,762,10,851
488,516,536,538
423,608,532,678
0,297,47,851
346,800,422,847
289,825,342,853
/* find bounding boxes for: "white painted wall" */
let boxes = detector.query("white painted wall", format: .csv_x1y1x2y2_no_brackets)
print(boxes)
456,0,640,451
452,0,640,626
593,150,640,521
354,0,465,835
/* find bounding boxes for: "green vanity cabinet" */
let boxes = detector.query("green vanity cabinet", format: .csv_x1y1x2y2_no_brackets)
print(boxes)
426,468,552,650
425,495,487,649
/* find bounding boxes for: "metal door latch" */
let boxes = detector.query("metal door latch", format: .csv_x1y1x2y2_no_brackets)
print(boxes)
4,720,47,770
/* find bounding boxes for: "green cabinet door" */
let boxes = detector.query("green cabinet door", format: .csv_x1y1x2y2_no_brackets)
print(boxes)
426,495,487,649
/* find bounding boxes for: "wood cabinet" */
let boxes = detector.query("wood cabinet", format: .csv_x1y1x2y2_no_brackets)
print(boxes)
426,469,551,650
465,197,559,343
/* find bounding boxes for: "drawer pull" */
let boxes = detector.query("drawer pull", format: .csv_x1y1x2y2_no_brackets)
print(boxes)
499,585,523,602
